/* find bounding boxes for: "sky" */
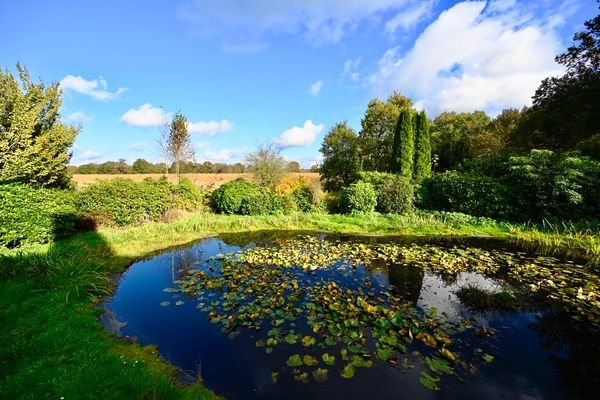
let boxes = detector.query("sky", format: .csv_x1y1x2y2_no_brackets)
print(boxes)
1,0,597,167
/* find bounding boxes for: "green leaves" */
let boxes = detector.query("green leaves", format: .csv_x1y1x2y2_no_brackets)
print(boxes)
322,353,336,366
340,364,355,379
286,354,303,367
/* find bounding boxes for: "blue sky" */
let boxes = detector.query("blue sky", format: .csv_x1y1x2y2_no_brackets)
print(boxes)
1,0,596,166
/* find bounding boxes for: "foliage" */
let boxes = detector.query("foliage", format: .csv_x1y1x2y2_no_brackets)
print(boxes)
390,109,414,177
211,178,281,215
167,112,194,181
358,91,413,171
239,191,283,216
516,12,600,153
413,111,432,181
420,172,511,220
77,178,203,226
340,181,377,214
359,172,414,214
132,158,159,173
0,184,83,247
431,111,492,171
319,121,361,191
0,64,78,188
246,143,287,189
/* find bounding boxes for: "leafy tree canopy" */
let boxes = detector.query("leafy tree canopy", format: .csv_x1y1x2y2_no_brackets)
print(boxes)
320,121,361,192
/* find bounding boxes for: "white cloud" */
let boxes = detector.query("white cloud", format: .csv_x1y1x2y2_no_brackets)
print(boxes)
342,57,361,81
60,75,126,101
309,80,323,96
79,150,103,161
369,1,564,115
178,0,417,48
385,0,436,35
121,104,168,127
188,119,233,135
128,142,151,152
273,120,324,148
64,111,93,123
202,148,244,162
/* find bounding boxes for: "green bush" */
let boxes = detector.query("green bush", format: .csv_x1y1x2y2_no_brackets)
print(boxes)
239,191,283,215
359,172,414,214
341,181,377,214
420,172,511,220
293,186,314,212
0,184,82,247
77,178,203,226
211,178,261,214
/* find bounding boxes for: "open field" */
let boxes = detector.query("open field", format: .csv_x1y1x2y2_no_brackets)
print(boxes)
72,172,320,189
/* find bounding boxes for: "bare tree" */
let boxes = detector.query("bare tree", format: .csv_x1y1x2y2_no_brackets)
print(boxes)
246,143,287,188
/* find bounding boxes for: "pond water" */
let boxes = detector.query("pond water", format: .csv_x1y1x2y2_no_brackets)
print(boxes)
105,231,599,400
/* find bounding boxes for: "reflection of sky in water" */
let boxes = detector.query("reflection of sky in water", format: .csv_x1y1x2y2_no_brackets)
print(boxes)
105,233,594,400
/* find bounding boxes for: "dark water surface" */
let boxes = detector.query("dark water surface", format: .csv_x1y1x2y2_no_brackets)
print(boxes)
105,231,598,400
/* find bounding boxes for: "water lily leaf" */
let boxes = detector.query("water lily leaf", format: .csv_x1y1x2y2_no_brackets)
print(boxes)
482,353,494,363
294,371,309,383
376,347,395,361
312,368,329,383
439,348,456,362
256,340,265,348
303,355,318,366
265,347,273,354
286,354,303,367
175,300,185,306
271,372,279,384
302,335,316,348
160,301,170,307
284,333,298,345
340,364,355,379
425,357,454,375
341,348,349,361
419,371,440,391
351,355,373,368
322,353,336,366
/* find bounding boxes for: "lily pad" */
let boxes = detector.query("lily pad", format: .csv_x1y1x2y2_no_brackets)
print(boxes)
286,354,303,367
340,364,355,379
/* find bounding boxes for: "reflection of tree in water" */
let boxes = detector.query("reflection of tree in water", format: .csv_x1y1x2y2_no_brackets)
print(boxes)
387,264,424,305
529,311,600,399
172,247,203,281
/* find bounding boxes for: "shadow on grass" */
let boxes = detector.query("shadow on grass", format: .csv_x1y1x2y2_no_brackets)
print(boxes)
0,213,215,400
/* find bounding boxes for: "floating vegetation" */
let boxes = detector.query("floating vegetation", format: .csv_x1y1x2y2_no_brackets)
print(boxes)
455,285,520,311
161,235,600,391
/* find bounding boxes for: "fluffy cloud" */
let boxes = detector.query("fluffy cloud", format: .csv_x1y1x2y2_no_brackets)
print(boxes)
202,148,245,162
60,75,126,101
64,111,93,123
273,120,324,148
309,80,323,96
178,0,418,49
369,1,565,115
188,119,233,135
78,150,103,162
385,0,436,35
121,104,168,126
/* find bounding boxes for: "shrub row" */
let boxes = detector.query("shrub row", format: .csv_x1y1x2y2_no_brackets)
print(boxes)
421,150,600,222
0,178,207,247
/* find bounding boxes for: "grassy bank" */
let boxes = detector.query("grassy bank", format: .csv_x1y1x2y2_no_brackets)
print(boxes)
1,212,598,399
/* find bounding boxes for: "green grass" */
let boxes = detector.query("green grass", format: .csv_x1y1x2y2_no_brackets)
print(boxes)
1,211,598,399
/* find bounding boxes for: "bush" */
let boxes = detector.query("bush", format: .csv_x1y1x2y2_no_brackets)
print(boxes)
77,178,203,226
340,181,377,214
420,172,511,220
359,172,414,214
239,191,283,215
0,184,83,247
211,178,261,214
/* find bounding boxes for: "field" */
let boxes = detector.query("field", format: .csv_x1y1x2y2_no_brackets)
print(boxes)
72,172,320,188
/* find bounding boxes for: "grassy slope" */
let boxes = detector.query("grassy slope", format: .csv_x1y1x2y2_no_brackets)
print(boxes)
1,212,598,399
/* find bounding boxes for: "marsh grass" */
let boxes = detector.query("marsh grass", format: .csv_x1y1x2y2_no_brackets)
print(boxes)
1,211,598,399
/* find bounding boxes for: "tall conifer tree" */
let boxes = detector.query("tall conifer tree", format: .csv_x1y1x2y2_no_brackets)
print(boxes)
413,111,432,181
390,110,414,177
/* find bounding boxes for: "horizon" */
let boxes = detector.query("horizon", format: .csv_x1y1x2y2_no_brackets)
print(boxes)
2,0,596,167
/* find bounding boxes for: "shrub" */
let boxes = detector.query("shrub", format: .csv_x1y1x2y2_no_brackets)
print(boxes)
211,178,261,214
359,172,414,214
276,176,315,212
77,178,203,226
0,184,82,247
239,191,283,215
340,181,377,214
420,172,511,220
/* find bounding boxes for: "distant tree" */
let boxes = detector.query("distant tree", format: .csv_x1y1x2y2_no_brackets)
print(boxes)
0,64,78,188
516,10,599,155
287,161,301,172
358,91,413,171
246,143,287,188
320,121,361,191
413,111,431,181
97,161,117,174
233,162,245,173
132,158,155,173
310,164,320,173
77,163,100,174
390,110,414,178
167,112,194,182
115,159,131,174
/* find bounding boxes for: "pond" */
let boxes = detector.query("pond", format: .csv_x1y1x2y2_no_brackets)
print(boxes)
104,231,599,400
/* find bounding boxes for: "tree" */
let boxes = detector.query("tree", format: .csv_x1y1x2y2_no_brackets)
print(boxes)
320,121,361,191
390,110,414,178
132,158,155,173
167,112,194,182
358,91,413,171
413,110,431,181
0,64,78,188
245,143,287,189
516,10,599,154
287,161,301,172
